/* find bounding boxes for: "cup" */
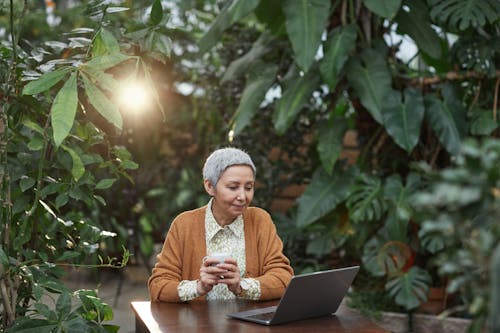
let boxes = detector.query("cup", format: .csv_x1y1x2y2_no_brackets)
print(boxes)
204,252,231,266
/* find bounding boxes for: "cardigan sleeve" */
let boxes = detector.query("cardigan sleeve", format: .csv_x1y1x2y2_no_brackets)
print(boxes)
252,210,294,300
148,217,184,302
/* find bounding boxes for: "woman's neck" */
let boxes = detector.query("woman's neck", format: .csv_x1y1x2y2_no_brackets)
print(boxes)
211,202,234,227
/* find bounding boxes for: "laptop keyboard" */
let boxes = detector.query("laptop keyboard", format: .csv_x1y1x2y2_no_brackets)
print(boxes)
247,311,275,322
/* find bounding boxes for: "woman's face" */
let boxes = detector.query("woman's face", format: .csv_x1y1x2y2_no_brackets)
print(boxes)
205,165,255,223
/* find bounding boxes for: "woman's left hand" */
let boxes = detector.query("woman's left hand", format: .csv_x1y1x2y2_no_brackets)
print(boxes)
215,258,241,294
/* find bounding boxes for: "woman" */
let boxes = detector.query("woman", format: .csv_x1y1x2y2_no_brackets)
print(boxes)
149,147,293,302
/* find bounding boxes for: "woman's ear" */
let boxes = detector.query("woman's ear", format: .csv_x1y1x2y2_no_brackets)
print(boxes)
204,179,215,196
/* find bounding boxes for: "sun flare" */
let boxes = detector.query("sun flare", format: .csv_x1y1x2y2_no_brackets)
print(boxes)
118,82,150,114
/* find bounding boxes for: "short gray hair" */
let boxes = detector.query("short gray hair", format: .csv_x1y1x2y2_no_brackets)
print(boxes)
202,147,256,186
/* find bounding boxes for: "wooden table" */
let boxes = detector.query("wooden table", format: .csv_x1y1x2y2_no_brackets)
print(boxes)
131,300,389,333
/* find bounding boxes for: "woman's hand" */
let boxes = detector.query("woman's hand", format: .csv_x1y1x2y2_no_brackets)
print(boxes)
214,258,241,294
197,257,241,296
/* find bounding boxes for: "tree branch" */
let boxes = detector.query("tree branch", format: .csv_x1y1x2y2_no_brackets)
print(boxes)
411,70,500,86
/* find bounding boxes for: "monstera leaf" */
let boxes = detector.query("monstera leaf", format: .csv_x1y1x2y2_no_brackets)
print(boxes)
386,266,431,310
346,173,388,223
428,0,500,30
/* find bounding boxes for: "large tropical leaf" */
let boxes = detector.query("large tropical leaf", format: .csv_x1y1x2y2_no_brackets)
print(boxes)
51,72,78,147
273,67,320,134
386,266,431,310
254,0,286,35
383,173,421,240
362,236,387,277
283,0,331,72
317,113,348,175
363,0,402,19
81,73,123,130
231,63,277,136
346,173,388,223
394,0,442,59
382,88,425,153
319,24,357,90
23,67,72,95
424,84,467,155
346,48,392,124
296,166,358,227
222,32,275,83
428,0,500,31
198,0,261,54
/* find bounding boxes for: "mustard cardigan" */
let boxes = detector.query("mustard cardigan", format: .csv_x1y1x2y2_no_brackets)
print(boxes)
148,205,294,302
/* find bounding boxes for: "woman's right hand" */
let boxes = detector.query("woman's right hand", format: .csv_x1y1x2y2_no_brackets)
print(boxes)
197,257,228,296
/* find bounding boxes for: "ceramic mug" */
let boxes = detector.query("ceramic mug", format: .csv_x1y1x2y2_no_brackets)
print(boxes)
203,252,231,266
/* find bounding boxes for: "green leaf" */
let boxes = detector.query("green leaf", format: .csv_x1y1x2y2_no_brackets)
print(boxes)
150,0,163,25
51,72,78,147
490,244,500,331
4,318,57,333
198,0,261,54
84,53,130,71
56,291,72,320
362,236,387,277
23,119,44,135
81,73,123,130
283,0,331,72
363,0,402,19
23,68,72,95
231,63,277,136
317,115,348,175
62,145,85,181
346,174,387,223
424,94,462,156
296,166,358,227
19,177,36,192
254,0,286,35
27,136,44,151
81,68,119,92
0,248,9,267
428,0,500,31
346,48,392,124
55,193,69,208
306,233,334,256
222,32,275,83
95,178,117,190
319,24,357,90
273,67,320,134
96,28,120,54
386,266,431,310
382,88,425,153
470,109,499,136
394,0,442,59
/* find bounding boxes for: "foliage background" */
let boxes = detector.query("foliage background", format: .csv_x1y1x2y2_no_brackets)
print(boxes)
1,0,499,332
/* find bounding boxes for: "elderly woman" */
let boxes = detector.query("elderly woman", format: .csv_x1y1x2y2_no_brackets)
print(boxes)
149,147,293,302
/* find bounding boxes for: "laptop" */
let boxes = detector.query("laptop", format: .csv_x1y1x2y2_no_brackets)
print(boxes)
226,265,359,325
